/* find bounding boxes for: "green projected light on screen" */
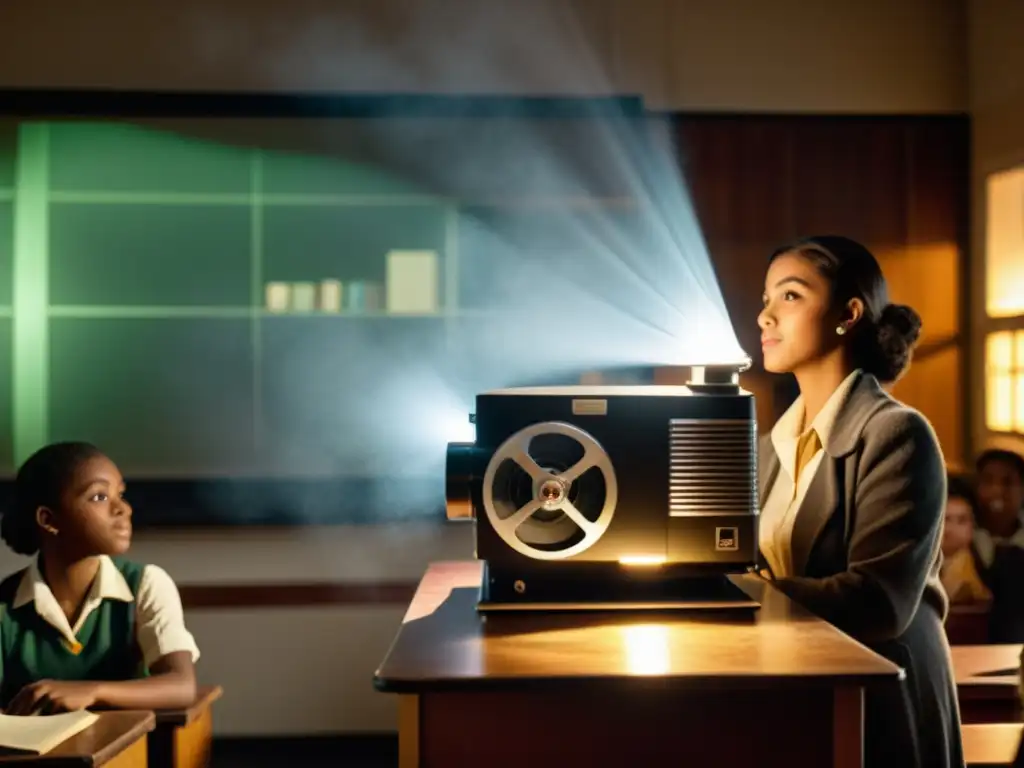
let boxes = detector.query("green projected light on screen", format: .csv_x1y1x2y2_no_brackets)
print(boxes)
11,123,48,467
3,118,458,478
2,109,648,494
0,122,14,473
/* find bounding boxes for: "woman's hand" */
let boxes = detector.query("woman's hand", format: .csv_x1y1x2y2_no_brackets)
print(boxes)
5,680,100,715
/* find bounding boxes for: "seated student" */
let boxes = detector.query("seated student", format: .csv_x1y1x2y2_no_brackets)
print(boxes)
940,475,991,604
973,448,1024,558
0,442,199,715
972,449,1024,642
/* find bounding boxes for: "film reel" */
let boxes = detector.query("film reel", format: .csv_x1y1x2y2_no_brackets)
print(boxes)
482,421,618,560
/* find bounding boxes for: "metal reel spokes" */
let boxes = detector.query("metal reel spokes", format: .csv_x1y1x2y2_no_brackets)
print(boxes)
482,422,618,560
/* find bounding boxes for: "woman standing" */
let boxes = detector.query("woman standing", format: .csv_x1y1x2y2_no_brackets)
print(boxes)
757,235,963,768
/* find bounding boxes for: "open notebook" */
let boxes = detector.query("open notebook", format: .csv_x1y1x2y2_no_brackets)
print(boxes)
0,710,99,755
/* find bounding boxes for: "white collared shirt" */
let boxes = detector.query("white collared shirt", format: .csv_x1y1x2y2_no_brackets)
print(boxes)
973,512,1024,567
1,555,200,669
759,369,861,578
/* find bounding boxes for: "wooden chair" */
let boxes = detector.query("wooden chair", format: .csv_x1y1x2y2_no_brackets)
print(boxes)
964,723,1023,767
148,685,223,768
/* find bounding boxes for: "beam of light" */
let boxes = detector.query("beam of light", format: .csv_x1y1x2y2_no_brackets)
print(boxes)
185,0,748,366
157,1,755,524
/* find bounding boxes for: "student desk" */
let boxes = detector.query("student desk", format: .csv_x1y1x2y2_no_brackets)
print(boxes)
374,561,904,768
149,686,223,768
952,644,1023,724
0,711,154,768
963,723,1023,766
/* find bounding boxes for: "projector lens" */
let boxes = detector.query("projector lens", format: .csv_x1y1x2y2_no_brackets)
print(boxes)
686,360,750,392
446,442,479,521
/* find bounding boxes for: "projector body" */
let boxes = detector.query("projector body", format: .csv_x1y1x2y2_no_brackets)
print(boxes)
446,374,760,611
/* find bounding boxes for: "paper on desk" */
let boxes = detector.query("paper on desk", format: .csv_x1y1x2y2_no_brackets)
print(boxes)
0,710,98,755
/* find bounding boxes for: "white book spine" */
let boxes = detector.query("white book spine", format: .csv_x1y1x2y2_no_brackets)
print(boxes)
319,279,343,313
385,250,439,315
291,282,317,313
265,282,291,313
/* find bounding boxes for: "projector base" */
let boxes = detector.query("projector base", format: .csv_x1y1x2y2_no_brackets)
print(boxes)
477,562,760,613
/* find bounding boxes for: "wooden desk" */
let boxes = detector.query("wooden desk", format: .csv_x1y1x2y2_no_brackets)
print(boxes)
148,686,223,768
0,711,154,767
374,561,904,768
963,723,1023,766
953,645,1023,724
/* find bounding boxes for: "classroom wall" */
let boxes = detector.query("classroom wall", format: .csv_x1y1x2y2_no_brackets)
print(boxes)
0,0,972,736
968,0,1024,460
678,116,969,466
0,0,966,113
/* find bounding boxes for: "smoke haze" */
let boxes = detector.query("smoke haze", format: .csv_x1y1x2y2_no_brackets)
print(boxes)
104,1,748,523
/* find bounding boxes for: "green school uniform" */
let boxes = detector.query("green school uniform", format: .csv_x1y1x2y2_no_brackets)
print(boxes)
0,557,148,708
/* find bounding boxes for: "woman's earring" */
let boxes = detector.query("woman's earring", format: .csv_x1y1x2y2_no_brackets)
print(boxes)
836,325,847,336
43,525,58,536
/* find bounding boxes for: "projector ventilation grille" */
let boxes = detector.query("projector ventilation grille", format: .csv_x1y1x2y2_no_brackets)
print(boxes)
668,418,757,516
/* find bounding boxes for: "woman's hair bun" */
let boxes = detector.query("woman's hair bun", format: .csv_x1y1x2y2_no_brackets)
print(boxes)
879,303,922,348
869,303,922,382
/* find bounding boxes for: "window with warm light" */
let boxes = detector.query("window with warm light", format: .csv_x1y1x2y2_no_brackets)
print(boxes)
986,331,1024,433
986,168,1024,319
984,167,1024,436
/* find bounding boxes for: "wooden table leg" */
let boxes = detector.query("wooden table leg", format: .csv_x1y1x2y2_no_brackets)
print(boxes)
833,686,864,768
174,707,213,768
105,734,150,768
399,695,420,768
149,712,214,768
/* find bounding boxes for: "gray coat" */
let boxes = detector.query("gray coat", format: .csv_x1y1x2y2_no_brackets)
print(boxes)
758,371,964,768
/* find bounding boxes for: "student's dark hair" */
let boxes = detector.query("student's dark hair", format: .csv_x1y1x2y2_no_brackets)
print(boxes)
976,448,1024,482
0,441,105,556
947,473,979,516
768,235,922,383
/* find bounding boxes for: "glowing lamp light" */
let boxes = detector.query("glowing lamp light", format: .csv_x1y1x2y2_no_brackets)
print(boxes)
444,411,477,444
618,555,667,566
664,328,750,370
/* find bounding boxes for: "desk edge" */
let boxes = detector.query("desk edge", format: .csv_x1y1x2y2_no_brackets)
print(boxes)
153,685,225,727
373,670,905,695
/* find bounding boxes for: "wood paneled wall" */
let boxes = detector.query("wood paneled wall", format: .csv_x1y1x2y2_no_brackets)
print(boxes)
675,115,970,467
